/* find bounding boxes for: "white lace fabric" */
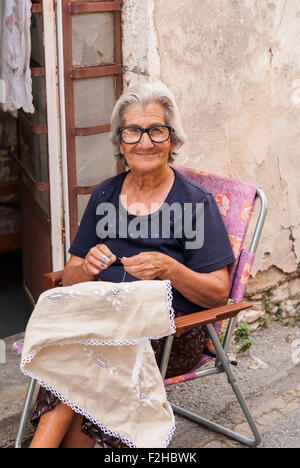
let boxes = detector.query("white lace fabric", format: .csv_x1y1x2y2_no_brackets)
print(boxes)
21,280,176,448
0,0,34,114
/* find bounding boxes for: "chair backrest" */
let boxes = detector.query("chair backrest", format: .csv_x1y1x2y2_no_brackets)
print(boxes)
173,165,258,301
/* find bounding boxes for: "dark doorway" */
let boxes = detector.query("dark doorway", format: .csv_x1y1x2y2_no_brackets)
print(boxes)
0,250,31,339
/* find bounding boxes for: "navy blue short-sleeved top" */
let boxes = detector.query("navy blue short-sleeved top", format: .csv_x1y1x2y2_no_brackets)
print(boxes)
69,168,235,314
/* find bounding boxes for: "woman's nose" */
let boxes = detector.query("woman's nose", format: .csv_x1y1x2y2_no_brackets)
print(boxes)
137,131,155,148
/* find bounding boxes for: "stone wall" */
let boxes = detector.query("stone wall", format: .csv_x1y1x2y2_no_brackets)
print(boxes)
122,0,300,321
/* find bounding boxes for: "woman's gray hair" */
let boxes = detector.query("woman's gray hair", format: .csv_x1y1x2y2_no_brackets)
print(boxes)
110,82,186,164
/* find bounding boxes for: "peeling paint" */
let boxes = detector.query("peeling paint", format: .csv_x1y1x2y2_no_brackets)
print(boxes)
122,0,161,87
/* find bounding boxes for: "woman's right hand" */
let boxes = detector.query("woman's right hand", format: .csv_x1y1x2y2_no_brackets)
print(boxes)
82,244,116,277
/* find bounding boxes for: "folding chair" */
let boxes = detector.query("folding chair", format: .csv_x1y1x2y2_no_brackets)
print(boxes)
14,165,267,448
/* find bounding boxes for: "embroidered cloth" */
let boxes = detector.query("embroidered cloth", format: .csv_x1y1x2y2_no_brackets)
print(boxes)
21,280,176,448
0,0,34,114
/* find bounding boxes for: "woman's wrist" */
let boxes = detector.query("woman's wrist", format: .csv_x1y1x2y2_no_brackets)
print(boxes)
62,263,93,287
159,254,179,282
81,262,94,281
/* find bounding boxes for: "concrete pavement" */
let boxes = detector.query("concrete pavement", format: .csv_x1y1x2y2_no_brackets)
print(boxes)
0,321,299,448
167,321,300,448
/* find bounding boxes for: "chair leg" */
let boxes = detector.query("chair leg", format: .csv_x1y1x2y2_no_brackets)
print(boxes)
15,378,37,448
222,315,238,355
172,323,261,448
160,335,174,379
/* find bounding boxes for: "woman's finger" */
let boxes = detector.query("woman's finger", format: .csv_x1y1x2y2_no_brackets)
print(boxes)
96,245,116,265
85,253,106,273
83,260,102,276
89,254,108,270
124,263,155,279
85,244,116,274
121,253,151,266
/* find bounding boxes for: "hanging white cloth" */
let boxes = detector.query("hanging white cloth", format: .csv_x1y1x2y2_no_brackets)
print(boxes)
0,0,34,114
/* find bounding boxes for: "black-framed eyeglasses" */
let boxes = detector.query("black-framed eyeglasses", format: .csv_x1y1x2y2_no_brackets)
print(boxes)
118,125,173,144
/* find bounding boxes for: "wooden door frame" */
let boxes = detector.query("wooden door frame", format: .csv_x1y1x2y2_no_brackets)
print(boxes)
43,0,65,272
61,0,123,243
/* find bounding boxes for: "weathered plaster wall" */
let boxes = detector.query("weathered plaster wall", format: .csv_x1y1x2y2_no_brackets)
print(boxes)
122,0,161,86
122,0,300,310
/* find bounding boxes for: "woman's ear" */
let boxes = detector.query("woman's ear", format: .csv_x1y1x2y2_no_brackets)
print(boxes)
119,143,124,158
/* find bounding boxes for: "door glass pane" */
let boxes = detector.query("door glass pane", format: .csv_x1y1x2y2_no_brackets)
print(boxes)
75,132,116,187
19,123,49,184
78,194,90,224
20,76,46,126
19,122,50,217
74,76,115,127
31,12,44,66
72,12,115,67
22,176,50,218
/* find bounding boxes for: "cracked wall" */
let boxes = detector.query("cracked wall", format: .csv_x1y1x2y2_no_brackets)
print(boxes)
122,0,161,87
123,0,300,308
122,0,300,303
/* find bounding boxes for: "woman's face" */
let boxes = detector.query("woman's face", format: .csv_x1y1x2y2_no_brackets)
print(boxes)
119,102,174,173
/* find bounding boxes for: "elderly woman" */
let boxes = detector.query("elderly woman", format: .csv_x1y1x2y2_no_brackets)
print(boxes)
29,82,235,448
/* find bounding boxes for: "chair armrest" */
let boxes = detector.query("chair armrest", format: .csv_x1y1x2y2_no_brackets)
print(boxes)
44,271,64,289
174,301,252,337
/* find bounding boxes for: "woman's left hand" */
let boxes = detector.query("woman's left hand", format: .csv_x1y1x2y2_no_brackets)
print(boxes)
121,252,230,308
121,252,173,280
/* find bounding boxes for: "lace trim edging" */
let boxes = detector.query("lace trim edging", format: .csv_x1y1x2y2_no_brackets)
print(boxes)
20,366,175,448
164,280,176,335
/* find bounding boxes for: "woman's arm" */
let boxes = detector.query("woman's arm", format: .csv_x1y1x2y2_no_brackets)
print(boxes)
162,257,229,308
62,255,92,286
121,252,230,309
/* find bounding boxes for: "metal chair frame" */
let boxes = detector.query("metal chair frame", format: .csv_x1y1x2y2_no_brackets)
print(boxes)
15,187,267,448
159,187,267,448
